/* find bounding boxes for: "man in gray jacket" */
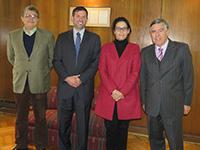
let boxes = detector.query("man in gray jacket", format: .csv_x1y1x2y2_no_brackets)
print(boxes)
140,18,194,150
7,5,54,150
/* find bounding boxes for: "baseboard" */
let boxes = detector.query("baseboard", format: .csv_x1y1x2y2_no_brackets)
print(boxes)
129,126,200,143
0,99,16,113
184,134,200,143
129,126,147,135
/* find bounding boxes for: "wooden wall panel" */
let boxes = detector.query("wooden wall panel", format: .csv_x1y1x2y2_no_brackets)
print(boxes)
31,0,69,36
110,0,162,47
0,0,30,101
162,0,200,139
0,0,200,142
69,0,112,45
31,0,70,86
69,0,111,7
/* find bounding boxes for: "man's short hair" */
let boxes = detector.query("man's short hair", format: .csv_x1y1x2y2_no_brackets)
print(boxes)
21,5,39,18
150,18,169,29
72,6,88,17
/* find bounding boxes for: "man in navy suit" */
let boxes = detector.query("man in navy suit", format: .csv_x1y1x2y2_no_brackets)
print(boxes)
140,18,194,150
53,6,101,150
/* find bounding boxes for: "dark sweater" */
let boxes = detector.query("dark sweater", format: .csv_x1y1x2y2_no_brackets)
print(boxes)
114,39,128,57
23,31,36,57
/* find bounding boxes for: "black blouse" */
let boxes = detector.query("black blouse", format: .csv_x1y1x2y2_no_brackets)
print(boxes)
114,39,128,57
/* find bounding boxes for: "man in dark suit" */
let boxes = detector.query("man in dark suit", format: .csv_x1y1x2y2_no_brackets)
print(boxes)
53,6,101,150
140,18,194,150
7,5,55,150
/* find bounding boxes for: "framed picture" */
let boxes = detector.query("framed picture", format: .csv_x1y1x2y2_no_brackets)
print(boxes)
69,7,111,27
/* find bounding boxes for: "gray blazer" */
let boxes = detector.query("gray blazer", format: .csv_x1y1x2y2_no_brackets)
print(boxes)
7,28,55,93
53,29,101,102
140,39,194,118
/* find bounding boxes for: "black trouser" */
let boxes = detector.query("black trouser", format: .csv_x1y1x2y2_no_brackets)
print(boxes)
104,104,130,150
15,82,47,149
58,93,91,150
148,115,183,150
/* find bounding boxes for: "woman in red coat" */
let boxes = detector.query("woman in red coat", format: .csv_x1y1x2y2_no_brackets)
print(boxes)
95,17,142,150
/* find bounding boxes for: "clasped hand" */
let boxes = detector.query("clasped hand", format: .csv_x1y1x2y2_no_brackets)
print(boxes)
111,89,124,101
64,75,82,88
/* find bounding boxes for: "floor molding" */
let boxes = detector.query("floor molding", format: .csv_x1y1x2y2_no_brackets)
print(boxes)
129,125,200,143
0,99,16,113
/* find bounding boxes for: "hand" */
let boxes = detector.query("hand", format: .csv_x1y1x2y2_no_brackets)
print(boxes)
111,90,120,101
75,75,82,86
64,75,82,88
184,105,191,115
142,104,145,111
111,89,124,101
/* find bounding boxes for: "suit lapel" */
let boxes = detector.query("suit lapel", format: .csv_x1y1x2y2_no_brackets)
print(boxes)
76,30,90,66
145,40,177,79
148,45,160,67
160,40,176,76
69,29,76,50
18,29,29,58
110,42,122,60
66,29,77,57
79,30,89,54
30,28,42,59
148,46,161,78
64,30,78,67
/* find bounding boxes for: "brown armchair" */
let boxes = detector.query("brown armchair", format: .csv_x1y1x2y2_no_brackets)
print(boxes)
28,87,106,150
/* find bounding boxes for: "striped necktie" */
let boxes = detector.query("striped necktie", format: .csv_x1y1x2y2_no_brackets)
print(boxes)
157,48,164,61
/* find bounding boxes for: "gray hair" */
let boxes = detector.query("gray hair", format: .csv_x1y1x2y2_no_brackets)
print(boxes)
150,18,169,29
21,5,39,18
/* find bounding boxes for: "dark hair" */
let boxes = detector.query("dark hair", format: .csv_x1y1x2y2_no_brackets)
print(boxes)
21,5,39,18
150,18,169,29
72,6,88,17
112,17,132,34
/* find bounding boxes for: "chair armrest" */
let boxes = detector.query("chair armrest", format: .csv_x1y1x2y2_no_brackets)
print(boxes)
47,87,58,109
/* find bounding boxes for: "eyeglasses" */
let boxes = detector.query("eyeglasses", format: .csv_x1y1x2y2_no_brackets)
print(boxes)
115,26,128,32
24,14,38,19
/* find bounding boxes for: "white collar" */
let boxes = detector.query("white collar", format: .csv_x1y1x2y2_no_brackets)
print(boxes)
155,39,169,51
23,27,37,36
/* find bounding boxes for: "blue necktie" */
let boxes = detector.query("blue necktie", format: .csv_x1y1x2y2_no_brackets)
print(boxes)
75,32,81,64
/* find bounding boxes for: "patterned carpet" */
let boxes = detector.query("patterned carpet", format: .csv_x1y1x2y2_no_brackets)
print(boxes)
0,112,200,150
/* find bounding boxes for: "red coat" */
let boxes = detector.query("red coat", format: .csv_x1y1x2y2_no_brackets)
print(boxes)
95,42,142,120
